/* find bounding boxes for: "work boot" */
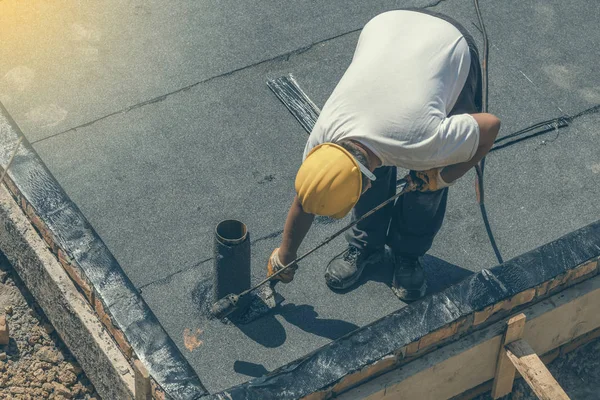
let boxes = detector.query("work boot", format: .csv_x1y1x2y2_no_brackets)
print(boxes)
325,246,383,290
392,254,427,301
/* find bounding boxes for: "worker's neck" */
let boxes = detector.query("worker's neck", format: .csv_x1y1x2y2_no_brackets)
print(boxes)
351,140,382,171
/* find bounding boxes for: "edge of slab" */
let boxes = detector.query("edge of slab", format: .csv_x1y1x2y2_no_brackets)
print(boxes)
0,185,135,399
210,222,600,400
0,103,208,400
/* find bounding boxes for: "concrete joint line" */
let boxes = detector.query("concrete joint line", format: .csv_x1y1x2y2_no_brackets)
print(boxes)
32,1,474,145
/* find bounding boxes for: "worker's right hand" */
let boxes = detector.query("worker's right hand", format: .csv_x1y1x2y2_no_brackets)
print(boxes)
267,248,298,284
407,168,455,192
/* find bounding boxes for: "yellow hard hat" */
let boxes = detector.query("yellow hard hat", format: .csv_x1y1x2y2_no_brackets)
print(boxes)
295,143,362,219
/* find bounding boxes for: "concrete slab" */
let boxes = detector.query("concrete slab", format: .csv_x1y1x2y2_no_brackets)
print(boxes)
32,32,359,289
0,0,435,141
30,12,566,288
4,0,600,394
483,0,600,115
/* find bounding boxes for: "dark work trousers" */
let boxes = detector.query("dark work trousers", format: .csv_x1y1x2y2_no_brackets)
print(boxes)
346,10,483,258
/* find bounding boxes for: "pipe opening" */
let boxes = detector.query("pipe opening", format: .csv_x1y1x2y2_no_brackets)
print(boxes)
215,220,248,245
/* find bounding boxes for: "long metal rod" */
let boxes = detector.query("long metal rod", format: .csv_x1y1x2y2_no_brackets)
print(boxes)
238,179,415,297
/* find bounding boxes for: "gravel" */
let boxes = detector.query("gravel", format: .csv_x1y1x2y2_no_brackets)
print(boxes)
0,252,100,400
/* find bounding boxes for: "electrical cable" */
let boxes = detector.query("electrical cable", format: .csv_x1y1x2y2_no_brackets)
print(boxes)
494,118,568,144
473,0,504,264
490,103,600,152
491,118,567,152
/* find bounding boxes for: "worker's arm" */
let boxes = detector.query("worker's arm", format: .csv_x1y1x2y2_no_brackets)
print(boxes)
267,195,315,283
279,195,315,264
440,113,501,183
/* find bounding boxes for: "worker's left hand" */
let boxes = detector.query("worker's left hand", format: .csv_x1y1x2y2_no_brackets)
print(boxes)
408,168,455,192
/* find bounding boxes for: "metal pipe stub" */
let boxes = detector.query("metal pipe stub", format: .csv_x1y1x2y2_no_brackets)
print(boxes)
213,220,251,315
215,219,248,246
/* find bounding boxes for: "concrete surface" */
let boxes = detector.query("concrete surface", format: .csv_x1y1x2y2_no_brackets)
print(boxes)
0,0,437,142
1,0,599,393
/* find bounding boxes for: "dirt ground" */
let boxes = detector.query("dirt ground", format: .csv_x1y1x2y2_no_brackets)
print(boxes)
0,252,99,400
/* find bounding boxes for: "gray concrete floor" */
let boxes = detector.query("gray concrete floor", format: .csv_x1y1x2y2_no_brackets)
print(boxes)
1,0,599,393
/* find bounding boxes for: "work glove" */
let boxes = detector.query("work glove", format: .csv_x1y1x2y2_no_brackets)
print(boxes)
408,168,455,192
266,248,298,284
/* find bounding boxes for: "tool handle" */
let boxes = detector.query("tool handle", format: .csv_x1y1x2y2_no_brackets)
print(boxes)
245,177,416,294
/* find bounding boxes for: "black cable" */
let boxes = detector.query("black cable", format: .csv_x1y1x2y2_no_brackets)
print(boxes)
490,118,568,152
474,0,504,264
469,5,598,262
490,103,600,152
494,117,568,144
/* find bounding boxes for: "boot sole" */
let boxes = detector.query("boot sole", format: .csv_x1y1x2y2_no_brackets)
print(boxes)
391,281,427,302
325,252,383,290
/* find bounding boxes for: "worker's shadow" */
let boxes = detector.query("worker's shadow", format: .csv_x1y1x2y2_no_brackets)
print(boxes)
335,249,474,297
233,302,359,348
232,253,472,348
232,302,359,379
233,360,269,378
421,255,474,295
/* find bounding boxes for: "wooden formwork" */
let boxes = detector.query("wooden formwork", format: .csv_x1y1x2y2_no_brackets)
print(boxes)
339,272,600,400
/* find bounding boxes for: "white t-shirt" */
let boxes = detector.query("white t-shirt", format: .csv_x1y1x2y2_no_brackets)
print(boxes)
303,10,480,170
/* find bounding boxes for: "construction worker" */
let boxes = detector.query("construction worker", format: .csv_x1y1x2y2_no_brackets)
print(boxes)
268,10,501,301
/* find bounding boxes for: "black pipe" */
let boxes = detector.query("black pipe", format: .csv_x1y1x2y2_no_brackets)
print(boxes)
213,220,251,311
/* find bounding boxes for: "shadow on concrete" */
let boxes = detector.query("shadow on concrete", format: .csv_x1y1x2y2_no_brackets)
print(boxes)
205,252,471,376
230,254,473,380
233,301,359,348
231,302,359,379
190,271,358,348
421,254,474,295
277,303,359,340
233,360,269,378
328,250,474,296
233,311,288,348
